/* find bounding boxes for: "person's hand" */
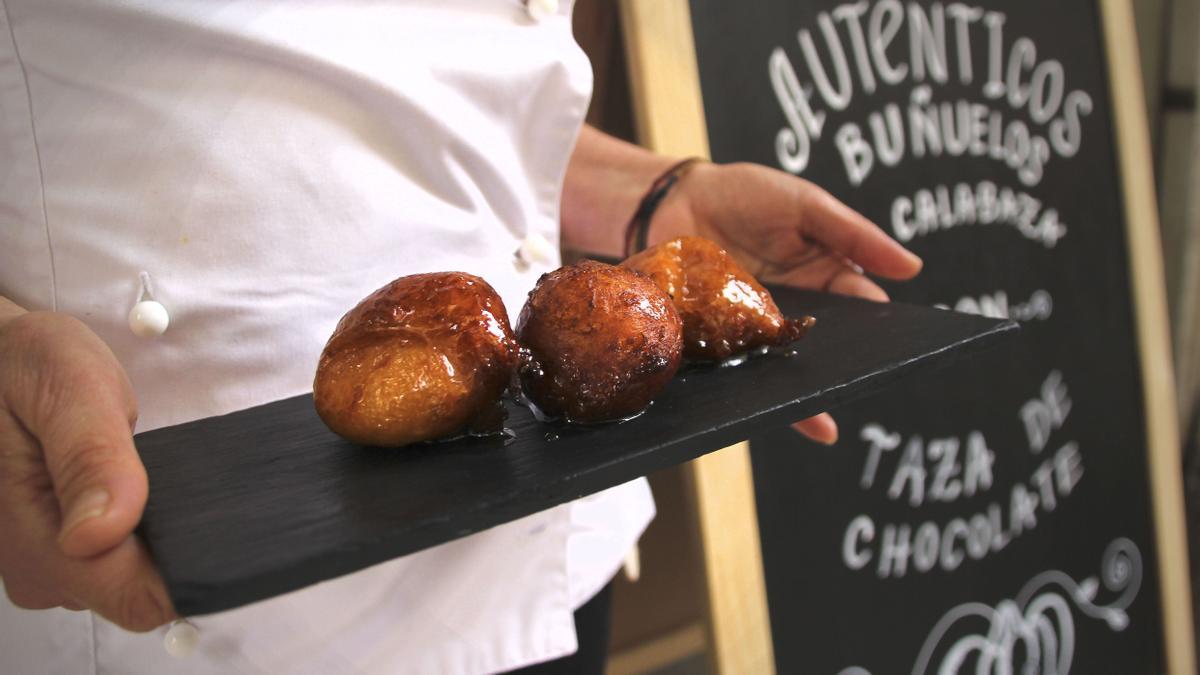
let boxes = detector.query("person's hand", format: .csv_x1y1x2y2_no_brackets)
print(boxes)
0,310,175,630
650,161,923,444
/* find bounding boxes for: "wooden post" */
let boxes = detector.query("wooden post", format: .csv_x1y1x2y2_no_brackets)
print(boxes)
1102,0,1197,672
618,2,776,673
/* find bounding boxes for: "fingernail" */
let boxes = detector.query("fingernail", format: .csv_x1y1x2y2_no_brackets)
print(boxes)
61,489,110,538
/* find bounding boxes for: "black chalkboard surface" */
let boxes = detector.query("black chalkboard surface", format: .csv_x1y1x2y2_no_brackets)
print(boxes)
134,287,1014,616
685,0,1179,673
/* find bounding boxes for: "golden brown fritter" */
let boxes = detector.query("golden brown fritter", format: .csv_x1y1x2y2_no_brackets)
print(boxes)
622,236,815,362
516,260,683,423
313,272,518,447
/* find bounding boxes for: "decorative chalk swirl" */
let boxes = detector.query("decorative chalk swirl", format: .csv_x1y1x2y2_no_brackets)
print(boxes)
838,538,1142,675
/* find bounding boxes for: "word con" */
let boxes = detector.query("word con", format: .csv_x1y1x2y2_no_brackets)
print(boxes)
935,288,1053,322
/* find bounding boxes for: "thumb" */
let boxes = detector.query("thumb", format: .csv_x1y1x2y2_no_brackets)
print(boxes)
5,315,149,558
47,413,148,558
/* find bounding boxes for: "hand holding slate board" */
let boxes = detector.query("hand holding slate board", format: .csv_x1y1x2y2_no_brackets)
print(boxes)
643,0,1195,672
134,287,1014,616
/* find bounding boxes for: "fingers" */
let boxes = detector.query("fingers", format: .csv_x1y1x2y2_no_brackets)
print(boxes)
0,313,169,631
826,268,889,302
2,313,147,557
797,182,922,280
41,406,147,558
3,576,69,610
57,536,176,631
3,529,175,630
773,258,890,303
0,418,173,631
791,413,838,445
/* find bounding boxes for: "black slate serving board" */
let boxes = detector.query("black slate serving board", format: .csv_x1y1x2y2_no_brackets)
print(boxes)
135,287,1016,616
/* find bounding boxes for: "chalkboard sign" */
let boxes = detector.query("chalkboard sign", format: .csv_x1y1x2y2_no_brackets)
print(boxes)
620,0,1193,673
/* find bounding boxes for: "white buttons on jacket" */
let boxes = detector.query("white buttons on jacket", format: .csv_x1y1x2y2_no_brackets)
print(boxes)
163,620,198,658
622,545,641,582
515,232,555,268
129,271,169,337
128,300,170,337
525,0,558,22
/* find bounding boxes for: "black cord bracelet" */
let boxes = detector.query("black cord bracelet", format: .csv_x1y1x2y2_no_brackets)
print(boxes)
623,157,705,257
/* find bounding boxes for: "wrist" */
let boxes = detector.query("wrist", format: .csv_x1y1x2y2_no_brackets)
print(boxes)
560,126,682,258
624,158,706,256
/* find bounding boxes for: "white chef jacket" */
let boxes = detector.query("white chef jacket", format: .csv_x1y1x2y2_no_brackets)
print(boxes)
0,1,655,673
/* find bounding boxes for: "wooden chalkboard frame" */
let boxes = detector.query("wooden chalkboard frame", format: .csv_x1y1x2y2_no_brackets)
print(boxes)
617,5,773,672
617,0,1196,673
